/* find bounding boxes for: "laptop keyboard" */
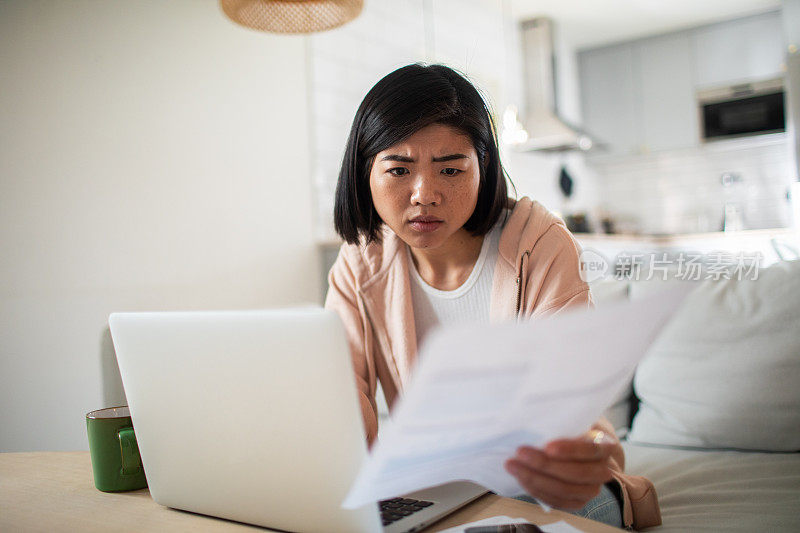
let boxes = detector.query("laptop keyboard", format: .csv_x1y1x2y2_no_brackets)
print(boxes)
379,497,434,526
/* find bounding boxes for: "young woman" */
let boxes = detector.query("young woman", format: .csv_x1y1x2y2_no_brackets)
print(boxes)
324,63,660,530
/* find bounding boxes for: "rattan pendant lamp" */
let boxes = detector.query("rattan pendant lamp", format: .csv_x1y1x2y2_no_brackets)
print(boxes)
220,0,364,34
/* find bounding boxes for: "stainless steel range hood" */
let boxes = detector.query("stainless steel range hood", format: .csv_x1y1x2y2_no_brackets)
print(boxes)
507,18,596,152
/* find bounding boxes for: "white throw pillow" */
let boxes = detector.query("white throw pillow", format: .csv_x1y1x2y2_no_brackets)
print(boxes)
628,259,800,451
590,279,633,433
589,278,629,306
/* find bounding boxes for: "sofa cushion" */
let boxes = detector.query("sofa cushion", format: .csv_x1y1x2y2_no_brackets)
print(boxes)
628,259,800,451
588,278,629,306
589,279,633,433
622,441,800,532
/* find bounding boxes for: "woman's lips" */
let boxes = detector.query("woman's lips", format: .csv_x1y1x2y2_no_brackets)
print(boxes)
408,219,443,233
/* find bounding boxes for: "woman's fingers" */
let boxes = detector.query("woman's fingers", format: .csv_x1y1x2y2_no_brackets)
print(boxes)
543,439,617,461
505,458,602,509
504,436,619,510
514,446,614,485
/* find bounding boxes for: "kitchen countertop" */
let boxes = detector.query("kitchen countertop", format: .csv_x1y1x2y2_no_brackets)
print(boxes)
572,227,797,243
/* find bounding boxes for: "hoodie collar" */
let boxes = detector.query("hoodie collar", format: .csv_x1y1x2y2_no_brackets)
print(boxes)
359,196,564,288
498,196,565,268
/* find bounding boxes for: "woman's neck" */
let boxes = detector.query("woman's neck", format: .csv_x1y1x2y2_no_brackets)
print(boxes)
408,229,485,291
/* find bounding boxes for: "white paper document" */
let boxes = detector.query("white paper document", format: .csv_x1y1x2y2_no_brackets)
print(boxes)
343,286,691,509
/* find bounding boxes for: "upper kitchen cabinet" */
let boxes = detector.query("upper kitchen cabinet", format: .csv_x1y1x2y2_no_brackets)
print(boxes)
579,43,639,156
635,32,698,152
692,10,784,89
579,9,784,157
579,35,695,155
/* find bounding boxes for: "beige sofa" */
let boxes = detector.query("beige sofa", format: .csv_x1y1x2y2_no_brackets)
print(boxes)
591,260,800,532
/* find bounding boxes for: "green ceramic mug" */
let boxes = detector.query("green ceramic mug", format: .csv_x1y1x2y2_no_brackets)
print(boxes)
86,406,147,492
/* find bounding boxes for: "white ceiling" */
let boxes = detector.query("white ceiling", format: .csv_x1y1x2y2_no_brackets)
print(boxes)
509,0,782,49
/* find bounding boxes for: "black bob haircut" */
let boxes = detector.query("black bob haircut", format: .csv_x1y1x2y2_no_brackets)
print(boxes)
333,63,513,245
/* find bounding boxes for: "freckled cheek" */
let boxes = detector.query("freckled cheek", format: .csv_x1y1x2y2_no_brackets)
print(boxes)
446,179,480,214
371,179,409,222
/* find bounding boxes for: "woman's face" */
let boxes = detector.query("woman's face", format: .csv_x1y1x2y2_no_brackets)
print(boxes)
369,123,481,251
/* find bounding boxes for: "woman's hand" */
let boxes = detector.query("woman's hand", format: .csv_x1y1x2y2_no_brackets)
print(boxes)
504,430,617,510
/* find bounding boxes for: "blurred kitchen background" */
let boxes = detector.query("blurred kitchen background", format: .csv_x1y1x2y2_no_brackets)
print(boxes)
310,0,800,285
1,0,799,452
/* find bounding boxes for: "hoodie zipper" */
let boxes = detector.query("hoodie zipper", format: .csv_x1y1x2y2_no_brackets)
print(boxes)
515,250,530,319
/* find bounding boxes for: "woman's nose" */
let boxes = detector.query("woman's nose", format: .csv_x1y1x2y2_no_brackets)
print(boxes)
410,174,441,206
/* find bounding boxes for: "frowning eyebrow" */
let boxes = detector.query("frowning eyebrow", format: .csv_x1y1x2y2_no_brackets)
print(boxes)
380,153,469,163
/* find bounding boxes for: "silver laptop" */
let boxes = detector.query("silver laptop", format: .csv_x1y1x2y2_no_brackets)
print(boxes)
108,308,486,533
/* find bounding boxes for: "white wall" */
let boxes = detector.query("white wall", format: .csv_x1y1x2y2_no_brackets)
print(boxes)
0,1,318,451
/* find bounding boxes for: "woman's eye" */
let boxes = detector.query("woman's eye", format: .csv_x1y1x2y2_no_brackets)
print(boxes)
442,168,462,176
387,167,408,176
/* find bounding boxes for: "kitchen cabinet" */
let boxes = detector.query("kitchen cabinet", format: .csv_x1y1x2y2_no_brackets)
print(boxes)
785,0,800,49
579,10,783,156
579,35,696,155
573,228,796,274
692,10,784,89
636,32,698,152
579,43,639,156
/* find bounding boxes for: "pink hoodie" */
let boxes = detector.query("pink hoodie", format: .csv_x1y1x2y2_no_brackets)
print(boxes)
325,197,661,529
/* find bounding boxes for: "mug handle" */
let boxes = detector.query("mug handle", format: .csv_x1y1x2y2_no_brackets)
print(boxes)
118,427,142,475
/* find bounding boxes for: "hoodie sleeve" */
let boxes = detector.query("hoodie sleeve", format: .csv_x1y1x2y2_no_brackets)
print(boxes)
324,247,380,446
522,223,662,530
592,419,663,530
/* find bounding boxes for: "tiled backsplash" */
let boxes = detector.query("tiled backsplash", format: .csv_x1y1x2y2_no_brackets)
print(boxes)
587,133,796,234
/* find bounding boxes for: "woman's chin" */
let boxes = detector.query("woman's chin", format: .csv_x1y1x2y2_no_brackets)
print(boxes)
400,231,445,250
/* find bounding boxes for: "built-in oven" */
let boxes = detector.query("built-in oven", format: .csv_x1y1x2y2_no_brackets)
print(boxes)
698,78,786,141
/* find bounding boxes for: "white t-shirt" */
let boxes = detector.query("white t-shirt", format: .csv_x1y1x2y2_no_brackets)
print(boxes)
408,220,503,347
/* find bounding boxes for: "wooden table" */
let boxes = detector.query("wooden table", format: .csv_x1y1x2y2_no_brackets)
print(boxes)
0,452,620,532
